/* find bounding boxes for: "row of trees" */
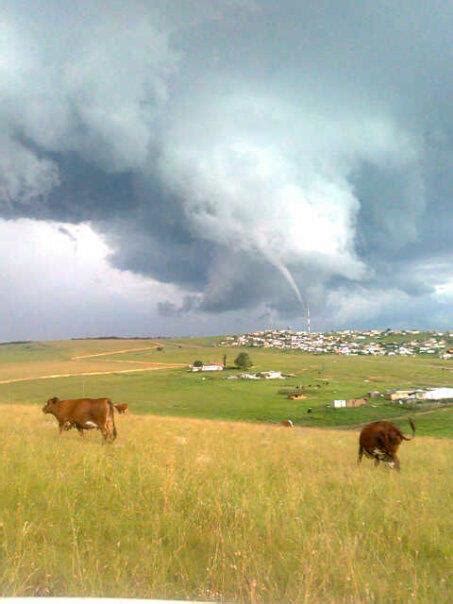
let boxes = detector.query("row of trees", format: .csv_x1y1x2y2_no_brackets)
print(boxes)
193,352,252,370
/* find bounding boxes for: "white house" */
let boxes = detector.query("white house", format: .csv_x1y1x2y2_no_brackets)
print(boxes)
258,371,284,380
192,364,223,372
332,399,347,408
421,388,453,400
240,373,260,380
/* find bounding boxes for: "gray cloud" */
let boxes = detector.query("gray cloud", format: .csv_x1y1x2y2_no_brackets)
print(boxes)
0,0,452,335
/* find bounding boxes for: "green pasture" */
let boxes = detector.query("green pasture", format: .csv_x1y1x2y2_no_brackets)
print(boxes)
0,339,452,436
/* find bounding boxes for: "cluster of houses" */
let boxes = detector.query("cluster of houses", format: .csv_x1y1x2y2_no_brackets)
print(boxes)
386,387,453,402
330,387,453,408
220,329,453,358
190,363,286,380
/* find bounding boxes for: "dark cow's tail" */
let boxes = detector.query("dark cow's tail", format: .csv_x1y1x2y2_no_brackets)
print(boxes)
107,400,117,441
402,417,416,441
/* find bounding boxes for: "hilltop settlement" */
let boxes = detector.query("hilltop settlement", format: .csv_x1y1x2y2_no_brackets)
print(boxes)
220,329,453,359
216,329,453,408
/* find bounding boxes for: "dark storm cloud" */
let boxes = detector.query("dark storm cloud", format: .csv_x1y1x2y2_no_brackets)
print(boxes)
1,0,452,330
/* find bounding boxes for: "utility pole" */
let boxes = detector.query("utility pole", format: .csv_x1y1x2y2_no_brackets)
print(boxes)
307,304,311,334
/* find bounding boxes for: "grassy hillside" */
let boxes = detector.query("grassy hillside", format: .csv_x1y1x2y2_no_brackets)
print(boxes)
0,406,451,601
0,339,452,436
0,339,167,381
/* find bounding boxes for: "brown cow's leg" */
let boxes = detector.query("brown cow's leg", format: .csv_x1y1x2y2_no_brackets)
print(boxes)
100,422,110,442
106,424,115,442
58,422,65,434
392,456,400,472
77,426,85,438
107,402,117,441
100,403,117,443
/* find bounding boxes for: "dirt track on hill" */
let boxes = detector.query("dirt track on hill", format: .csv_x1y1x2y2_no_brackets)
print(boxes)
0,363,185,385
0,343,189,384
71,345,159,360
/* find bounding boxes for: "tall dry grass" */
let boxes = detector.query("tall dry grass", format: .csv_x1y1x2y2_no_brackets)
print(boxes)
0,405,451,602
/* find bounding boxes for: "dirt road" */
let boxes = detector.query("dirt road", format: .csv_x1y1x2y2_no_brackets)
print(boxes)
71,345,159,360
0,363,185,385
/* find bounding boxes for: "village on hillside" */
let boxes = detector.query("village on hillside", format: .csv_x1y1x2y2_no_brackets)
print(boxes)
220,329,453,359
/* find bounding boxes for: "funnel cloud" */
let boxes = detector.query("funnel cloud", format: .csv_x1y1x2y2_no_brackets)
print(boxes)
0,1,452,338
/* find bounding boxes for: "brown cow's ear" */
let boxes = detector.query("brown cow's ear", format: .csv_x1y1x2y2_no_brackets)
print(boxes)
52,397,59,404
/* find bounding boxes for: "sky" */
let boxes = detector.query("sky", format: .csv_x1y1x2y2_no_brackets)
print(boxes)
0,0,452,340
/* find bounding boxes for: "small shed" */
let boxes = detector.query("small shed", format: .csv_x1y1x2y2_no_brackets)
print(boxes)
258,371,284,380
389,390,414,401
346,398,367,408
332,399,347,408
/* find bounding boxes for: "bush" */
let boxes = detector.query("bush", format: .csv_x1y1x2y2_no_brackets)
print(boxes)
235,352,252,369
193,360,203,367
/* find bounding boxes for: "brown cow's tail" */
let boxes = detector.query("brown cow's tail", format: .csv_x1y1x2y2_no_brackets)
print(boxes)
108,400,117,441
403,417,416,440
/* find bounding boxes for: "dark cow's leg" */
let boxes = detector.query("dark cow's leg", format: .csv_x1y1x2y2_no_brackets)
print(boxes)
357,445,364,465
392,456,401,472
76,425,85,438
374,457,380,467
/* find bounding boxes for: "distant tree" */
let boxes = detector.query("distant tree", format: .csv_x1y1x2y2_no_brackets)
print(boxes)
156,346,164,351
223,353,227,367
235,352,252,369
193,360,203,367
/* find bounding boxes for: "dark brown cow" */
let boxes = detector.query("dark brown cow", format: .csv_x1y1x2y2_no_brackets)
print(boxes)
42,397,117,442
114,403,128,414
280,419,294,427
358,418,415,471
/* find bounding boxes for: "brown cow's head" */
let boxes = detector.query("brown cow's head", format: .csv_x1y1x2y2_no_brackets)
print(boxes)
42,396,59,414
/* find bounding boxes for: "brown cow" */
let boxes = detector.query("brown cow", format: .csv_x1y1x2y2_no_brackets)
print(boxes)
42,397,117,442
64,402,128,435
358,418,415,471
